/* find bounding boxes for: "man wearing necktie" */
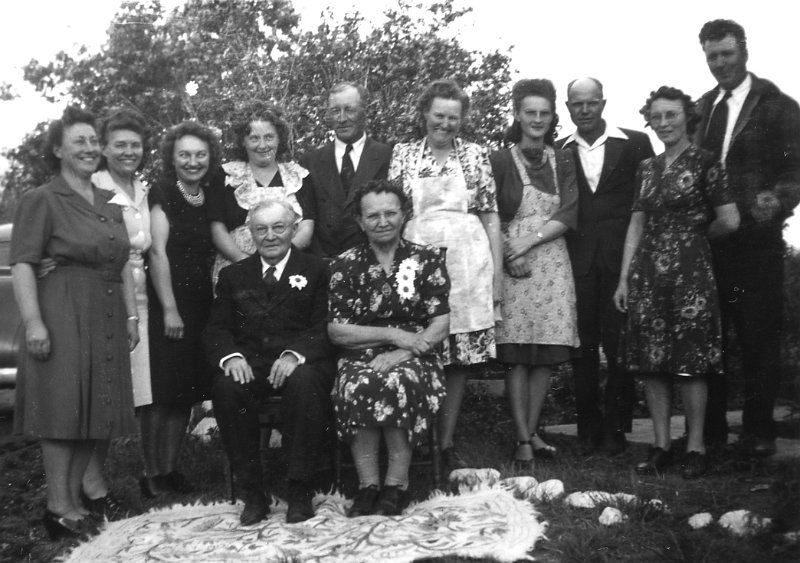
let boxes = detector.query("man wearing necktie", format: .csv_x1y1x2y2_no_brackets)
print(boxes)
299,82,392,259
204,199,336,525
695,19,800,457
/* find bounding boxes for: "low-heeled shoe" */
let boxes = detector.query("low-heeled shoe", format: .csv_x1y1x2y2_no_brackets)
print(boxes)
81,491,129,521
348,485,380,517
42,510,97,541
374,486,406,516
635,447,674,475
681,451,709,479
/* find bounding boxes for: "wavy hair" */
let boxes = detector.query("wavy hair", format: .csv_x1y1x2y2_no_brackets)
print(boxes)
415,79,470,138
228,101,290,162
97,108,150,172
43,106,97,172
159,121,222,185
506,78,560,146
639,86,701,136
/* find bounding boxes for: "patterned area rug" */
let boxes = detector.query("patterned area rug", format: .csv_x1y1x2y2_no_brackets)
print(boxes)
63,487,545,562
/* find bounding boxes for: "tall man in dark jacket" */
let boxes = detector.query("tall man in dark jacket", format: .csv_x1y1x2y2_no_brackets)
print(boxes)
299,82,392,259
205,199,336,525
557,77,654,454
695,19,800,456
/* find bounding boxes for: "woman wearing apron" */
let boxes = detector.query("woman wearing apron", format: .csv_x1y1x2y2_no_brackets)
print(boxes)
490,79,580,468
389,79,503,470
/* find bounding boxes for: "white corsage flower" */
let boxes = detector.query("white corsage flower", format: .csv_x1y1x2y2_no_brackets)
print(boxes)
396,258,419,301
288,274,307,290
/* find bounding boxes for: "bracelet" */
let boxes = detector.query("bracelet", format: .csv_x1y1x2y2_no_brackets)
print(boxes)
127,315,139,322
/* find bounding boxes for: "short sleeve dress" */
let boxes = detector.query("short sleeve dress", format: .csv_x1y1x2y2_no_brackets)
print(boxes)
207,160,316,283
328,239,450,445
389,138,497,366
621,145,731,376
11,177,137,439
147,181,215,407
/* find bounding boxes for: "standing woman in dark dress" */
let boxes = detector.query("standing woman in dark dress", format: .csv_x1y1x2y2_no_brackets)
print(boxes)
141,121,218,496
11,106,139,539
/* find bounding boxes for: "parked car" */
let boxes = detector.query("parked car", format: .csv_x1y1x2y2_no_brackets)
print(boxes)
0,223,20,389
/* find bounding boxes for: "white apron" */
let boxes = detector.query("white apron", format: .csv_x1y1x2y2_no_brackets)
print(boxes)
403,142,495,334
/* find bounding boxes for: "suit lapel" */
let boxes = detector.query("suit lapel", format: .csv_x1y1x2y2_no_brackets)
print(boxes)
596,137,625,192
730,86,761,147
264,248,308,314
321,143,346,201
240,255,272,311
345,138,380,207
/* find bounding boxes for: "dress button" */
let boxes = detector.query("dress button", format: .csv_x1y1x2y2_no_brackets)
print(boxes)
106,378,112,383
99,216,107,222
109,234,115,240
107,312,113,318
106,354,113,361
107,289,113,295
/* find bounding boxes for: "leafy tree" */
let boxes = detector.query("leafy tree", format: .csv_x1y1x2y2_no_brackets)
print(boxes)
0,0,512,221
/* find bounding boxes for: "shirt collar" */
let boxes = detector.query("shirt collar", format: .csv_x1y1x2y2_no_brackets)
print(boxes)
334,133,366,152
715,72,752,104
562,123,628,149
260,248,292,280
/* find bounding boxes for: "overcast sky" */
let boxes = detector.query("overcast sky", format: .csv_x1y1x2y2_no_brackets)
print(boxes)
1,0,798,244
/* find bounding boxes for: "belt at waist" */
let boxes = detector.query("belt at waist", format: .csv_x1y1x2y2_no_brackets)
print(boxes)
50,264,123,283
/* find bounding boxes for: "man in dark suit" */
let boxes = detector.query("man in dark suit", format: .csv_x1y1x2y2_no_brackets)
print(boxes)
205,199,336,525
557,77,654,454
299,82,392,259
695,19,800,456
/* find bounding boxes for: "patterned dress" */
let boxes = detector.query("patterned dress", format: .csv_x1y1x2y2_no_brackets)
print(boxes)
622,145,731,376
328,239,450,444
390,138,497,366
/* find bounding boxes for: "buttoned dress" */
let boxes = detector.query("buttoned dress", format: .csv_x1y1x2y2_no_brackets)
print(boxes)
11,176,137,439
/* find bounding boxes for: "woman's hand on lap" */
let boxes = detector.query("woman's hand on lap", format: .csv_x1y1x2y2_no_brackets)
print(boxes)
369,349,413,373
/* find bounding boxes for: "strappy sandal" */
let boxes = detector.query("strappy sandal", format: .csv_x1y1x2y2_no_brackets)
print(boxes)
531,433,557,460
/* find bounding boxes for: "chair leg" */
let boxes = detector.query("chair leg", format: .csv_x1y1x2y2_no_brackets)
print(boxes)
430,421,442,489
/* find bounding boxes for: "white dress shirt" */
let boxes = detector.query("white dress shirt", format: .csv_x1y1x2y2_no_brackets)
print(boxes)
563,125,629,193
333,133,367,172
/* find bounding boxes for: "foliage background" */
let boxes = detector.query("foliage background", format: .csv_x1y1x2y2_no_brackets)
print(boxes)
0,0,511,221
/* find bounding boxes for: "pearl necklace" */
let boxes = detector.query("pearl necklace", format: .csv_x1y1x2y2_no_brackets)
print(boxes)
176,179,205,206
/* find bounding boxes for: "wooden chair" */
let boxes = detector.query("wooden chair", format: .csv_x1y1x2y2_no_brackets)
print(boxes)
333,417,442,493
227,396,283,503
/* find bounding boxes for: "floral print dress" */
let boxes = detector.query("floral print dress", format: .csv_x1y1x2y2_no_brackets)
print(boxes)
328,239,450,444
622,145,731,376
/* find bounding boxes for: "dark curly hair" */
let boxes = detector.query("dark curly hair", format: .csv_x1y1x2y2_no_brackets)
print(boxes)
43,106,97,172
639,86,701,136
352,179,410,218
97,108,150,172
159,121,222,185
228,101,290,162
699,19,747,57
506,78,560,146
415,79,470,138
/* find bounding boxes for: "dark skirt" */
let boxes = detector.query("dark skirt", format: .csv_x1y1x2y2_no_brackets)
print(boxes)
497,343,572,367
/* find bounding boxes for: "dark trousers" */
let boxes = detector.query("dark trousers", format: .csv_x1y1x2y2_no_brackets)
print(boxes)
571,261,634,440
708,227,784,442
212,361,335,495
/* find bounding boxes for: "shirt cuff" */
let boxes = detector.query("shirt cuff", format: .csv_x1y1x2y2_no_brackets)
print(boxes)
219,352,244,369
280,350,306,364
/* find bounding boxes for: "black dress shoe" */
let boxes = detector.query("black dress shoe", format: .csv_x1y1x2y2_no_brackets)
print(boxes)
42,510,98,541
441,447,467,471
531,433,556,460
601,431,627,456
80,491,129,520
681,451,709,479
348,485,379,517
240,491,269,526
164,470,195,494
286,482,315,523
635,447,674,475
374,486,406,516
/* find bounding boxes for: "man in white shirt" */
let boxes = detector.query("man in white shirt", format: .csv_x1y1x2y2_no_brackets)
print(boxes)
695,19,800,457
299,82,392,258
205,200,336,525
557,77,654,455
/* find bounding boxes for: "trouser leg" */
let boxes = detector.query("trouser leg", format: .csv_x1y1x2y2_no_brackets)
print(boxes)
572,270,603,442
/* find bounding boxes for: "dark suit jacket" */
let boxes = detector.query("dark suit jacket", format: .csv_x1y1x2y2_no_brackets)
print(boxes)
557,129,654,277
694,74,800,231
203,248,335,372
299,137,392,258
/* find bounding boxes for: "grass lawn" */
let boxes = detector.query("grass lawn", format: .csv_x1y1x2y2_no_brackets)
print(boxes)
2,381,798,563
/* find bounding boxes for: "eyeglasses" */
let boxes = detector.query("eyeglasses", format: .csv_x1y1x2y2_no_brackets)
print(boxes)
326,106,361,118
648,111,684,125
362,209,402,224
252,223,290,236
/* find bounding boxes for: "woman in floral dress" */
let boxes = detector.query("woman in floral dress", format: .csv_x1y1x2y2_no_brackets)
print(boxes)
389,80,503,469
490,79,580,467
613,86,739,478
328,180,450,517
208,101,314,283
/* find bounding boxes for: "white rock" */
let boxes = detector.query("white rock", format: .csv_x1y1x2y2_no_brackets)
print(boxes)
719,509,772,536
532,479,565,502
688,512,714,529
564,490,616,508
448,468,501,490
500,476,539,499
599,506,627,526
647,498,668,512
190,416,218,442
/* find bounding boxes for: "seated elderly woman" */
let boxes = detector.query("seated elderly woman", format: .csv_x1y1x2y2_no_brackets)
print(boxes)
327,179,450,517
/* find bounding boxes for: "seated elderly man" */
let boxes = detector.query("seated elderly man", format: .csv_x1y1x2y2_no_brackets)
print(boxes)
204,199,336,525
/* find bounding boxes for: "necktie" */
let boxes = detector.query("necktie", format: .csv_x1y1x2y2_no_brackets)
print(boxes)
340,143,355,193
263,266,277,292
704,90,732,159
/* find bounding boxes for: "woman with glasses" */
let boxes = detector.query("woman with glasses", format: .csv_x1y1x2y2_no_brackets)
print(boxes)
613,86,739,479
208,101,314,284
